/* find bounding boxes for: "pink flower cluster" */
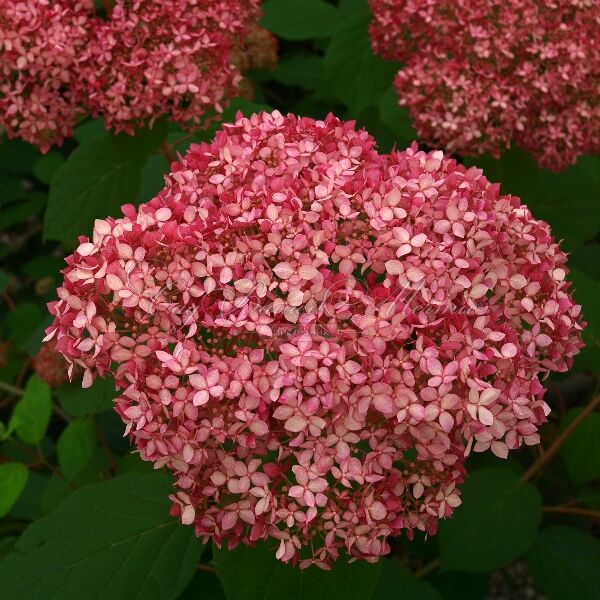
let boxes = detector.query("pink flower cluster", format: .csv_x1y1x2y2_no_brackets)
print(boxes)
46,112,583,568
79,0,261,135
0,0,92,152
0,0,261,150
369,0,600,171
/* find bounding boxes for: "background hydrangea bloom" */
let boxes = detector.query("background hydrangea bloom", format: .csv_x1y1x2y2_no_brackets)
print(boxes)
0,0,92,151
77,0,262,134
369,0,600,171
46,112,583,568
0,0,263,149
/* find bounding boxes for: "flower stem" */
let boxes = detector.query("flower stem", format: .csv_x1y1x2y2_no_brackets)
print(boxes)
543,506,600,520
197,563,217,573
161,141,174,164
414,557,441,579
0,380,24,397
522,393,600,482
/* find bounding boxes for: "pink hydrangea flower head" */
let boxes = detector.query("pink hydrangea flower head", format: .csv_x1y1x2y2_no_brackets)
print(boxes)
0,0,93,151
369,0,600,171
77,0,262,134
46,111,584,568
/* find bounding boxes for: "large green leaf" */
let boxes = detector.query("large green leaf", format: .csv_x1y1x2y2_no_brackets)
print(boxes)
214,542,381,600
439,468,541,572
0,138,39,175
323,10,399,115
378,86,416,148
44,125,167,244
6,302,42,347
432,571,490,600
261,0,339,40
373,559,442,599
0,472,204,599
560,408,600,486
0,463,29,518
272,54,324,90
33,152,65,185
57,417,97,481
56,377,116,417
10,375,52,445
526,526,600,600
179,570,226,600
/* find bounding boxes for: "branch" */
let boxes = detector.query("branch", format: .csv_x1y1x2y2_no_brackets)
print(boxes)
0,380,24,397
543,506,600,520
197,563,217,573
161,141,174,164
414,557,441,579
522,393,600,482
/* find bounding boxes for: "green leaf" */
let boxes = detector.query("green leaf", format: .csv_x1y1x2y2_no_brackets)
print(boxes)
0,173,26,203
0,472,204,599
44,125,167,244
324,11,399,115
6,302,42,346
272,54,324,90
41,474,72,515
117,452,155,475
57,418,97,481
433,571,490,600
9,471,49,521
214,542,381,600
373,559,442,600
73,118,108,144
0,138,39,175
0,463,29,518
44,137,141,243
10,375,52,445
222,98,274,122
139,154,169,203
570,244,600,281
180,569,226,600
0,193,46,230
21,255,65,280
577,485,600,511
33,152,65,185
439,468,541,572
560,408,600,486
378,86,417,148
260,0,339,40
526,526,600,600
354,106,396,154
56,376,116,417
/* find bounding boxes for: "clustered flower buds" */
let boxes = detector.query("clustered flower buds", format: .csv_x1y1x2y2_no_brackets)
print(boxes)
232,24,279,73
33,339,73,387
46,112,583,568
369,0,600,171
0,0,262,150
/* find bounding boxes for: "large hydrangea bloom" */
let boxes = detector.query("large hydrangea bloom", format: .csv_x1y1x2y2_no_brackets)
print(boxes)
369,0,600,171
0,0,92,151
46,112,583,568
